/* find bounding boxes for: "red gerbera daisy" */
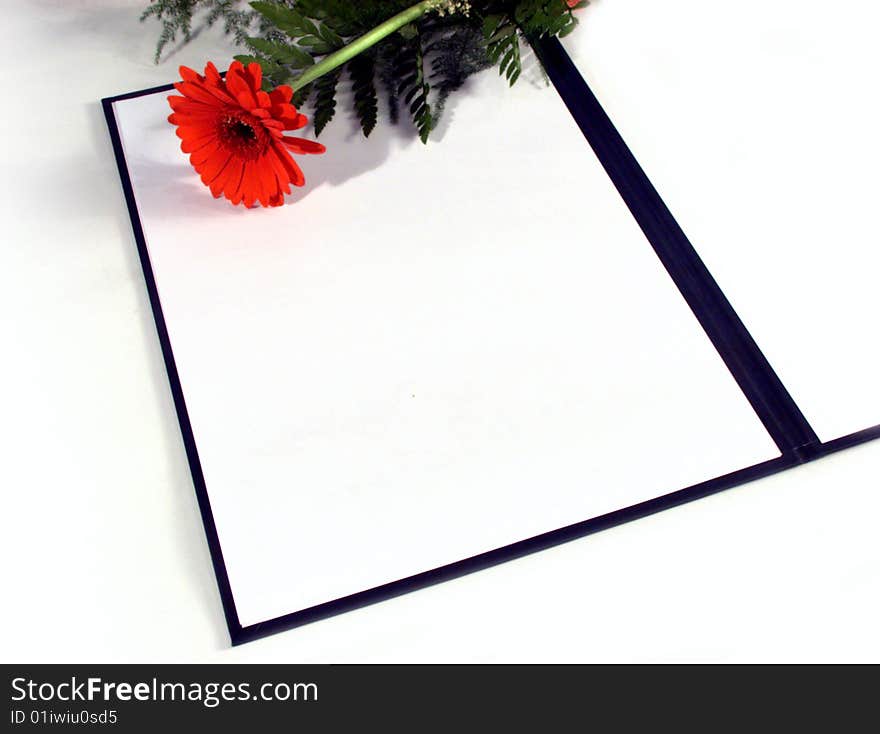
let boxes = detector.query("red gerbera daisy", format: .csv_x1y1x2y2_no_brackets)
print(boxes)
167,60,325,208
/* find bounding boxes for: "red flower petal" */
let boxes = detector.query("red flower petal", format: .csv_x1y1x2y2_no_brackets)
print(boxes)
226,70,258,110
287,113,309,132
168,111,219,127
264,148,293,193
270,86,294,105
271,144,305,187
221,158,245,203
209,156,240,198
173,81,224,107
256,90,272,109
245,62,262,93
175,124,213,140
179,66,204,84
180,133,217,155
190,143,218,167
168,60,324,207
281,137,326,155
199,148,233,185
168,95,198,112
204,61,222,85
240,160,258,208
257,159,276,207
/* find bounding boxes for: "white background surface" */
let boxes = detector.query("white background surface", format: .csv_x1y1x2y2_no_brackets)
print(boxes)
2,0,878,662
567,0,880,442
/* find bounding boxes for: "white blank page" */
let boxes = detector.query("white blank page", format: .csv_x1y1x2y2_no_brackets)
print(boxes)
566,0,880,441
113,59,777,626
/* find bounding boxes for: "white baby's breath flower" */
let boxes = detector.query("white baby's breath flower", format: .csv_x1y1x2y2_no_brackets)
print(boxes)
429,0,472,17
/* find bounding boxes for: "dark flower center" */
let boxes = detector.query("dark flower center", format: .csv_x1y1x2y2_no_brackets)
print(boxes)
228,119,257,142
218,110,268,160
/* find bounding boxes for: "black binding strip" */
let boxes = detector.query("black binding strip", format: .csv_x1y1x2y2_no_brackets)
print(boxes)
236,422,880,645
532,37,821,460
102,96,244,640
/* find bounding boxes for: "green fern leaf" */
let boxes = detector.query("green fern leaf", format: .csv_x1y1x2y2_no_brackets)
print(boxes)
348,52,379,138
292,83,313,109
393,35,433,143
244,36,314,68
312,69,341,137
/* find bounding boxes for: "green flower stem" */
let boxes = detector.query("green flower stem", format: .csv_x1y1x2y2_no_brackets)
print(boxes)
289,0,435,90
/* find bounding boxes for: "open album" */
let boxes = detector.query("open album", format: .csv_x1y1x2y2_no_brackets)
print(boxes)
104,1,879,643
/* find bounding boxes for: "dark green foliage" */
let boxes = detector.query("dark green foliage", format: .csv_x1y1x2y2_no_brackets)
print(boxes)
348,51,379,138
233,53,285,85
312,68,341,136
244,36,314,68
483,14,521,86
141,0,259,64
377,41,402,125
429,26,493,123
295,0,418,35
142,1,588,140
395,33,433,144
291,81,313,108
248,1,345,53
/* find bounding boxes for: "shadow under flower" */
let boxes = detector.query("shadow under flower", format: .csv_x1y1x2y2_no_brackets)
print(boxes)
292,86,423,203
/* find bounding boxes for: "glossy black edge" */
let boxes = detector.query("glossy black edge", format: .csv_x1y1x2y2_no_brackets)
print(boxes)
102,96,244,641
532,37,821,460
101,40,880,647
